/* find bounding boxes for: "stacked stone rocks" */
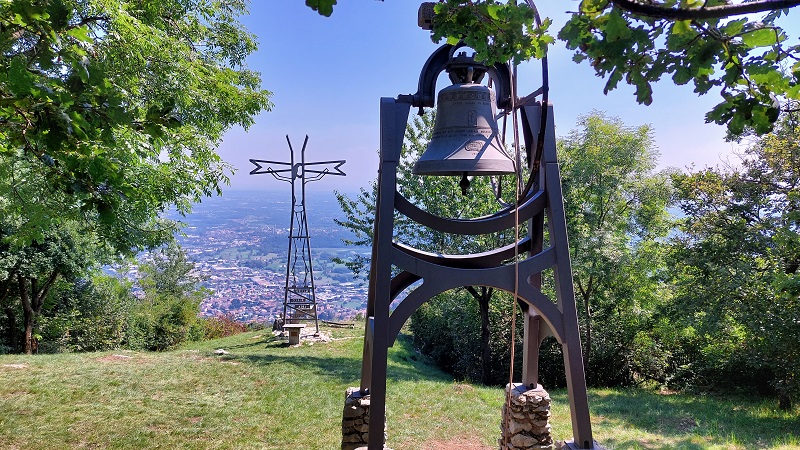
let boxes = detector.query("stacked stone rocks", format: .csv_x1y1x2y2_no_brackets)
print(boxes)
342,387,388,450
499,384,554,450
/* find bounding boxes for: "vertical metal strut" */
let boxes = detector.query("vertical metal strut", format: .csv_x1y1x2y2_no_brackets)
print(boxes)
249,135,346,335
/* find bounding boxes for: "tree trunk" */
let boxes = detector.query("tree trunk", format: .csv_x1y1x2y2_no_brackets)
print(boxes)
577,277,594,372
467,286,494,385
18,276,36,355
777,380,793,411
18,271,59,355
478,287,493,385
582,293,592,372
779,392,792,411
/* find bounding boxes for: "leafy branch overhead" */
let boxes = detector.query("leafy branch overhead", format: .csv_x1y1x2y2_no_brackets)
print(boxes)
558,0,800,136
307,0,799,136
430,0,553,66
1,0,272,250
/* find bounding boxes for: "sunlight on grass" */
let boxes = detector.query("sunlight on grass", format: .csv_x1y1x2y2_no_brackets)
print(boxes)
1,326,798,450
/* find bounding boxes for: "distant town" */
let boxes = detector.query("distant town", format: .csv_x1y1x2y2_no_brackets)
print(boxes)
174,190,370,324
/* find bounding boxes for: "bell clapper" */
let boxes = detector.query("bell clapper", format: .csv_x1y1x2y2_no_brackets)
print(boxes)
459,172,470,196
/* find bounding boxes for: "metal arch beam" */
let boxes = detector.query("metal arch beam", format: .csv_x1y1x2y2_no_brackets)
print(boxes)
390,271,422,300
386,275,565,349
391,243,558,286
394,188,546,235
387,246,566,344
392,237,532,269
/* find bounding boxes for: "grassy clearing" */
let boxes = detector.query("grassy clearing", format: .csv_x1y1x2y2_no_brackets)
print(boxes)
0,326,797,449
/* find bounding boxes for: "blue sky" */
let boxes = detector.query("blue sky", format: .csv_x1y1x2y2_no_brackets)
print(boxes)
217,1,798,192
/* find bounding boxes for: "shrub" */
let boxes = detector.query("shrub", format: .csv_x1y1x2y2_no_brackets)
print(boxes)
127,294,203,351
202,314,248,339
38,276,134,353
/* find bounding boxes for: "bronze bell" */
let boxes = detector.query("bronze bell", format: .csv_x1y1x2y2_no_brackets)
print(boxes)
412,80,515,177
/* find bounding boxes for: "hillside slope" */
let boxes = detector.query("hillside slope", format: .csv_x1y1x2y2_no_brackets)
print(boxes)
1,326,798,449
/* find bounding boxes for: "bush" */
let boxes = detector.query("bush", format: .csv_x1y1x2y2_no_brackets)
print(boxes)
408,289,568,387
127,294,203,351
38,276,134,353
201,314,248,339
126,244,208,351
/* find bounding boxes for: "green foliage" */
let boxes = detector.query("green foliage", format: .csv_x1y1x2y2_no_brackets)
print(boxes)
309,1,798,134
0,0,271,251
305,0,337,17
665,110,800,407
410,291,483,380
0,240,214,354
558,3,797,136
558,111,675,386
430,0,553,66
38,274,136,353
127,244,207,351
0,221,99,353
126,293,203,351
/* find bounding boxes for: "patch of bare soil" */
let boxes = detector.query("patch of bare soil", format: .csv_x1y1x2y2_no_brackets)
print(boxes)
423,437,493,450
1,363,28,369
453,383,475,394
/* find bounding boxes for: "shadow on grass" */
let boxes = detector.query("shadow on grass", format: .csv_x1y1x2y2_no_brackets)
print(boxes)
552,388,798,449
225,333,453,386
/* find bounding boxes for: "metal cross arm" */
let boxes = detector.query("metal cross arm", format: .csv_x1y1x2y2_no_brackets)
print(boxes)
248,135,347,183
248,159,294,181
248,159,346,178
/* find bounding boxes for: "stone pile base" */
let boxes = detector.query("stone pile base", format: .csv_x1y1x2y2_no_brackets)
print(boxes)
342,387,387,450
499,384,554,450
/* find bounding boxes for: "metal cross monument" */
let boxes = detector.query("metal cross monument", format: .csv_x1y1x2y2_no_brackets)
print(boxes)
249,135,346,335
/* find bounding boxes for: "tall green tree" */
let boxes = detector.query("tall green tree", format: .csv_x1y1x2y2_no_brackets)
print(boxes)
668,109,800,409
1,0,271,250
2,0,268,353
0,222,97,354
558,112,674,385
127,243,208,351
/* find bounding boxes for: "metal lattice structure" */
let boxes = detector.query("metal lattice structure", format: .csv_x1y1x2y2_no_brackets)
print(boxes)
249,135,346,335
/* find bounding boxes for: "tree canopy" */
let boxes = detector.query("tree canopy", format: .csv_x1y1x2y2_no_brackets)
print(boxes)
559,111,674,385
1,0,269,353
666,109,800,408
1,0,271,251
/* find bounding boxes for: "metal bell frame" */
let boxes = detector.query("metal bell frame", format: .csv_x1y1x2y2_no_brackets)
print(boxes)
356,8,598,450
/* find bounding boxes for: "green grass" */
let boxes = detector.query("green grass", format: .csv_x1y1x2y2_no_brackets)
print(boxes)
1,327,798,449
